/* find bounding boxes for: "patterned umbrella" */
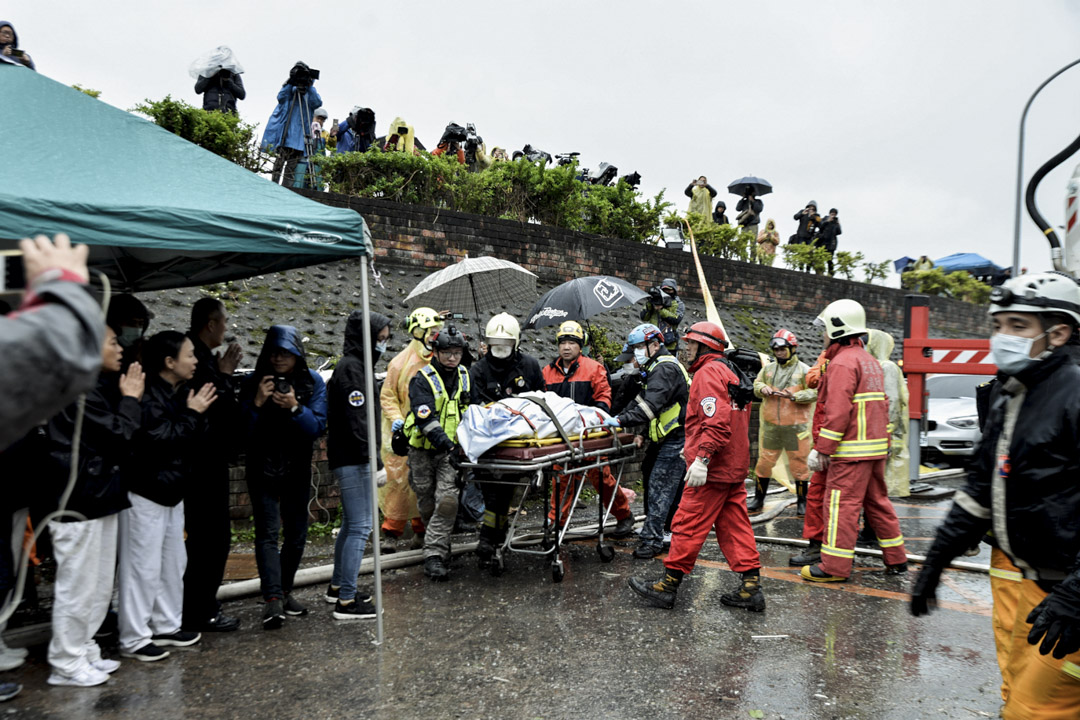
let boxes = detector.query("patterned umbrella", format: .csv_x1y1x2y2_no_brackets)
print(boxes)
524,275,649,329
405,255,538,323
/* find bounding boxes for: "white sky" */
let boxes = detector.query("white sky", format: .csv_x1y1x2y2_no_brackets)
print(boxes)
8,0,1080,275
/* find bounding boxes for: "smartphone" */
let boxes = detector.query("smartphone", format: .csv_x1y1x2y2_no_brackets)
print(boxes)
0,250,24,292
331,118,338,127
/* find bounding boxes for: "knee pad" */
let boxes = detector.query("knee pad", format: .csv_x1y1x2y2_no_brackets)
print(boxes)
436,494,458,521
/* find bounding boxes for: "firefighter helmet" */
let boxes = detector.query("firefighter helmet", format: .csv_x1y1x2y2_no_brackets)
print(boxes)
627,323,664,347
485,313,521,349
770,328,798,350
406,307,442,339
682,321,728,351
989,272,1080,325
815,299,867,340
556,320,586,345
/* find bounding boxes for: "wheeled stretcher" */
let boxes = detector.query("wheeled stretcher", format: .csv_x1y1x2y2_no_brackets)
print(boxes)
460,394,637,582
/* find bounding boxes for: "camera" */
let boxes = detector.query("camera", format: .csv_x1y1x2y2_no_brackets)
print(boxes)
649,287,664,304
440,122,468,145
464,123,483,164
287,61,320,87
621,171,642,188
0,251,24,292
273,376,292,394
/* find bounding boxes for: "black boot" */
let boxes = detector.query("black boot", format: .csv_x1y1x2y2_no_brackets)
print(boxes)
788,539,822,566
747,477,770,513
720,571,766,612
795,481,808,517
423,556,449,581
628,568,684,609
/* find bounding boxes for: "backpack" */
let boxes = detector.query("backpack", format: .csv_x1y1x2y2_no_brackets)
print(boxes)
719,349,761,410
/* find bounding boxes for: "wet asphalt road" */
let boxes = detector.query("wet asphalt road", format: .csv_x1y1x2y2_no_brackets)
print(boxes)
6,489,1001,720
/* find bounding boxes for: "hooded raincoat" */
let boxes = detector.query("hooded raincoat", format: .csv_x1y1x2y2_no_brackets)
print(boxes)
0,21,34,70
753,352,816,485
261,84,323,153
866,330,909,497
685,182,718,220
756,220,780,265
328,312,391,469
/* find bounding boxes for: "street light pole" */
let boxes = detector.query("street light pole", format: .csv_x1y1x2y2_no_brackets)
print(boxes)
1013,58,1080,274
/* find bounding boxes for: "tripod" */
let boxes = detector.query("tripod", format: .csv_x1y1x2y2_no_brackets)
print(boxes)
272,84,321,189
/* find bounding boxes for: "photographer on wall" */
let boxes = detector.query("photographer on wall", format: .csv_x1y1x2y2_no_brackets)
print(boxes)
639,279,685,353
736,190,764,238
332,106,376,154
190,46,246,114
261,61,323,186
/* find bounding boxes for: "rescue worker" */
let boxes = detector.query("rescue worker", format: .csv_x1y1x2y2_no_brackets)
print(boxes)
402,325,471,581
798,299,908,582
541,321,635,538
470,313,545,569
603,323,690,559
381,308,442,552
865,329,909,498
751,329,816,514
789,348,829,566
628,322,764,611
639,279,684,353
912,273,1080,719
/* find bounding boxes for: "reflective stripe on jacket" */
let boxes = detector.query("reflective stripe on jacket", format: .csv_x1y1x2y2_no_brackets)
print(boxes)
405,365,470,450
813,342,889,460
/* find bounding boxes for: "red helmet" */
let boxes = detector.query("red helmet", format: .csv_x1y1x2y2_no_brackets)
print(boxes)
770,329,798,350
682,321,728,352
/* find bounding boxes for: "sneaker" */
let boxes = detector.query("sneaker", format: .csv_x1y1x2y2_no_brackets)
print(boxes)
48,665,110,687
0,645,28,660
423,556,449,581
609,514,637,539
283,594,308,616
628,570,684,609
788,541,822,567
333,597,377,621
0,651,24,672
91,658,121,674
0,683,20,702
151,630,201,647
800,564,848,583
324,584,340,604
720,575,766,612
632,543,663,559
263,598,286,630
120,643,170,662
199,612,240,632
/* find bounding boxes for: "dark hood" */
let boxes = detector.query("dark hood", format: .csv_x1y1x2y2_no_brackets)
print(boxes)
344,311,392,362
661,278,678,293
250,325,314,399
0,22,16,48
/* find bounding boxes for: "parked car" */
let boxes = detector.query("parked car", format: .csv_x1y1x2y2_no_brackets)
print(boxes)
920,373,994,463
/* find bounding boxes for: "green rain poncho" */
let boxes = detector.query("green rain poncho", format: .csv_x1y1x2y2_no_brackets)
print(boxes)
866,329,910,497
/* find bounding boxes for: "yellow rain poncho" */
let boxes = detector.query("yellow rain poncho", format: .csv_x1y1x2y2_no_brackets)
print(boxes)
866,329,910,497
687,185,714,220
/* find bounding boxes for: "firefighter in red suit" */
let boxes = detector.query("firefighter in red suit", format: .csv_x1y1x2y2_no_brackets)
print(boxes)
628,322,765,611
799,299,909,582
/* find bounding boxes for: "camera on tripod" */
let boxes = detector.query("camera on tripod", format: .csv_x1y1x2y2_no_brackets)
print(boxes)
464,123,483,164
287,61,320,87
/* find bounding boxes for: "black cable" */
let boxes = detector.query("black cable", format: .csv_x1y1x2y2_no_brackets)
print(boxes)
1025,128,1080,257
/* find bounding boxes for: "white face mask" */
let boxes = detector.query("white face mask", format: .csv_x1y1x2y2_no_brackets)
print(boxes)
990,331,1047,375
489,345,513,359
634,348,649,366
374,340,388,354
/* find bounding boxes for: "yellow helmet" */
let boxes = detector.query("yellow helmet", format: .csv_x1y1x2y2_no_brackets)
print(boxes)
485,312,520,349
406,307,442,339
556,320,586,345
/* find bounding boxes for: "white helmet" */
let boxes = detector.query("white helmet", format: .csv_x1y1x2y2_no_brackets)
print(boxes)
816,299,867,341
485,312,521,349
313,107,328,119
989,272,1080,325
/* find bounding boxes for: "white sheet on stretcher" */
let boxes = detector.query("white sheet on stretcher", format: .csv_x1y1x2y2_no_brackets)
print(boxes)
456,391,613,462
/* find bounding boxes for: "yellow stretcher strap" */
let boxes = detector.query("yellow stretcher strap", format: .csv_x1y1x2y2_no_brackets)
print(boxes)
496,429,611,447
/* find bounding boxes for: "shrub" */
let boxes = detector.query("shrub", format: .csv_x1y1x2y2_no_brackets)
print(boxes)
903,267,990,304
782,243,832,273
132,96,264,172
684,214,755,262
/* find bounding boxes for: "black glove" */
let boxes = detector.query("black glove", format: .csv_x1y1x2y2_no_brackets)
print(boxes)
1027,574,1080,659
910,565,944,617
447,451,465,474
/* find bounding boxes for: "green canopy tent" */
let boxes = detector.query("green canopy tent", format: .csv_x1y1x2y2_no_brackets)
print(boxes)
0,65,388,643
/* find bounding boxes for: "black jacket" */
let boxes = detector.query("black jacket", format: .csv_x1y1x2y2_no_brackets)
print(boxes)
408,360,470,452
615,348,689,443
128,375,206,507
186,334,240,464
793,209,821,239
194,70,246,113
923,349,1080,588
816,218,842,252
47,376,141,521
469,351,545,405
713,210,730,225
328,312,391,468
736,197,764,226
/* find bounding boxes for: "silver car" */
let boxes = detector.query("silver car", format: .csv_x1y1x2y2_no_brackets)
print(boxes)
920,374,994,462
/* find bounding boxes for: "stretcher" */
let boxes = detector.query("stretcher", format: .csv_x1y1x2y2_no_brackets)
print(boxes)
461,397,637,582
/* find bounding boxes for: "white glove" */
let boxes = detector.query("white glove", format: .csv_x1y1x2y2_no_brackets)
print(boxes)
375,468,388,487
684,458,709,488
807,449,830,473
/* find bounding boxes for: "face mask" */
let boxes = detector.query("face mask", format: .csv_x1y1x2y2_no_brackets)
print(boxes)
634,348,649,366
990,332,1046,375
375,340,388,354
118,326,143,348
490,345,512,360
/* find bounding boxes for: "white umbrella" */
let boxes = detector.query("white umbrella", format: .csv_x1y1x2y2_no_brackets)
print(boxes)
405,255,538,334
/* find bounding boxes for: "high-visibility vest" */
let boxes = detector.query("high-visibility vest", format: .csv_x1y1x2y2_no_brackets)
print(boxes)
646,355,691,443
403,365,470,450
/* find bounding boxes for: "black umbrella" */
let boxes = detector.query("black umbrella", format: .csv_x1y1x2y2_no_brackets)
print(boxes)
525,276,649,329
728,176,773,197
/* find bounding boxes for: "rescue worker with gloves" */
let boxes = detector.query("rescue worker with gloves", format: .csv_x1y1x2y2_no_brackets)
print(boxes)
603,323,690,559
751,329,816,514
911,272,1080,719
470,314,546,571
402,325,471,581
542,321,635,538
799,299,908,583
628,322,765,611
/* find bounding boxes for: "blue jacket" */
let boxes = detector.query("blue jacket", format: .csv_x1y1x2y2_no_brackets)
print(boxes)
261,84,323,153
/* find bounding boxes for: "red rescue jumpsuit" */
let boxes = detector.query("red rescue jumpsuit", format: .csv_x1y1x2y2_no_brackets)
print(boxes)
803,351,828,542
813,341,906,577
665,353,761,575
542,356,632,523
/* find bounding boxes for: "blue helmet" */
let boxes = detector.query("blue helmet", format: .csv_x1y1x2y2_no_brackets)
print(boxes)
627,323,663,346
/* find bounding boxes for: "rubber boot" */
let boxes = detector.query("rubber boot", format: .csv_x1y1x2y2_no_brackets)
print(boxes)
795,481,808,517
746,477,770,514
628,568,684,609
720,571,766,612
788,539,822,566
801,564,847,583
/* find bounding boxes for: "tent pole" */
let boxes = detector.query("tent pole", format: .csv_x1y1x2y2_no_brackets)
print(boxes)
359,259,385,646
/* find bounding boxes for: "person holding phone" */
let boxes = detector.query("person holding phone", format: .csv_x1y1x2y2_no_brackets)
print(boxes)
0,22,34,70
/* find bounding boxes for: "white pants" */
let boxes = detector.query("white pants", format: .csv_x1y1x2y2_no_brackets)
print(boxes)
118,493,186,652
48,514,117,675
0,508,29,644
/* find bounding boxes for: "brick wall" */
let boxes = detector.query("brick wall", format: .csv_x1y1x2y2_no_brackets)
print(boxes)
299,190,988,338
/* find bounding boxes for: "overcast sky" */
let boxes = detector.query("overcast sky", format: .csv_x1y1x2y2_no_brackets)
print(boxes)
8,1,1080,276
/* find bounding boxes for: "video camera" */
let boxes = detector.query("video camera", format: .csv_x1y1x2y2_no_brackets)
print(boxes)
621,171,642,188
465,123,483,165
648,287,665,305
586,162,619,186
287,61,320,87
512,144,553,165
555,152,581,166
440,122,468,145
